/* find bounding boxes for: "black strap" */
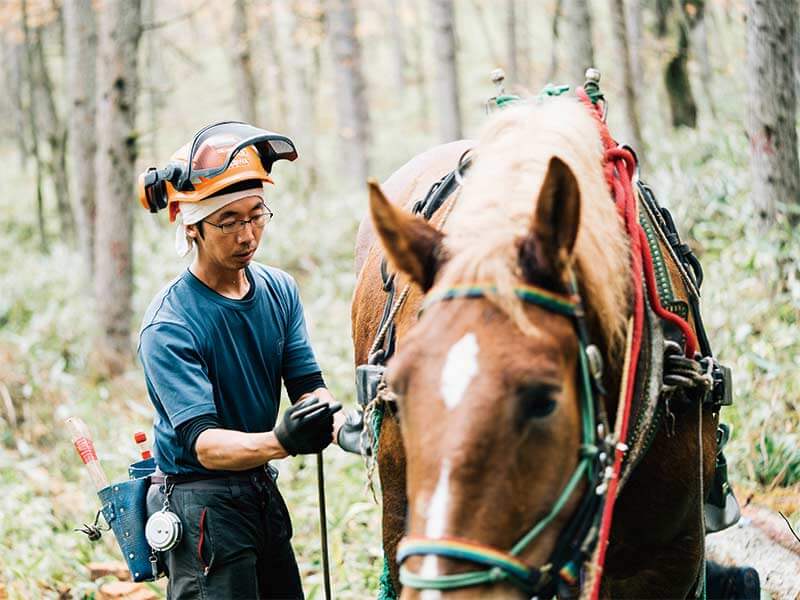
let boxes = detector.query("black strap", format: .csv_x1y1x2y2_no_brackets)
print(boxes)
151,465,272,486
370,155,473,366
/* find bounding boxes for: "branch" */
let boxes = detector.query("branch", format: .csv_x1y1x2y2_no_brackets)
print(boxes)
141,0,212,31
779,512,800,545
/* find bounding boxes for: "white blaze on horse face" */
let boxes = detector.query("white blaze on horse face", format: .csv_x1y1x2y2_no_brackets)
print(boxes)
440,332,480,410
419,459,452,589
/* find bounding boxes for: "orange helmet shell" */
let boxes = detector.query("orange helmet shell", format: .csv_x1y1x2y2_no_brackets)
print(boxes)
137,122,297,220
165,143,273,221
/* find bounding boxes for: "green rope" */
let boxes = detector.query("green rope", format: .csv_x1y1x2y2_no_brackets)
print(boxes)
494,93,520,107
540,83,570,97
400,565,508,590
371,402,384,456
377,555,398,600
371,402,395,600
583,83,604,105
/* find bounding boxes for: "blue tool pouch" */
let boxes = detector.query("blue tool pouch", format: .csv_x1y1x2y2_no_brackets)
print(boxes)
97,457,158,582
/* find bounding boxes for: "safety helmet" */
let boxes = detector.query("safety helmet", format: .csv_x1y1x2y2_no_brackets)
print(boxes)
137,121,298,222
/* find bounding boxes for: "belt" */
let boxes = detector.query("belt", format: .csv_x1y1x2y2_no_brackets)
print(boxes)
151,465,274,486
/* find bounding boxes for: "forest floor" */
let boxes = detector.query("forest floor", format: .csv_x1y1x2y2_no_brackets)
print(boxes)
706,499,800,599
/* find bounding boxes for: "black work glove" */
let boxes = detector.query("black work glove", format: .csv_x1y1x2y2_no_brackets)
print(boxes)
337,408,368,455
273,396,342,456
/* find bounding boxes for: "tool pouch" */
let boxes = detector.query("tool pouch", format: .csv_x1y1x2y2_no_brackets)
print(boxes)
97,457,158,582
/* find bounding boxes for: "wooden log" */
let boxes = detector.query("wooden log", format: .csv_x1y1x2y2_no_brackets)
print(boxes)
97,581,158,600
86,561,131,581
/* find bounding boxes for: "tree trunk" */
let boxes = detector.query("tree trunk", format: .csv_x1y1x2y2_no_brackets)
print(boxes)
64,0,97,276
794,5,800,103
231,0,259,124
32,26,75,243
546,0,563,83
664,25,698,127
688,0,717,119
21,0,48,253
656,0,672,36
609,0,644,152
1,37,30,168
517,0,532,86
142,0,168,158
256,1,287,128
94,0,142,373
430,0,462,141
746,0,800,225
562,0,595,86
506,0,518,84
625,0,644,85
412,0,430,131
274,0,319,190
388,0,407,92
468,0,500,69
326,0,371,186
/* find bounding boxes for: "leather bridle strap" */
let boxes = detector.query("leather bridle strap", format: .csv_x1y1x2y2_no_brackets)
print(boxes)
398,280,606,595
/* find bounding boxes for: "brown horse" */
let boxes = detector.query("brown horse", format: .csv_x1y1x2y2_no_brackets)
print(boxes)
352,97,716,599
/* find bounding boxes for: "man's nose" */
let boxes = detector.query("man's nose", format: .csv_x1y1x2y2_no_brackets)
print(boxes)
236,221,256,243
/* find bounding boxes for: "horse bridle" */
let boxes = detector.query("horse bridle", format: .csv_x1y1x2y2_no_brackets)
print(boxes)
396,276,616,597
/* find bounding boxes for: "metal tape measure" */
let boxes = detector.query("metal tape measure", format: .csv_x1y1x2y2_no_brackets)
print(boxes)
145,510,182,552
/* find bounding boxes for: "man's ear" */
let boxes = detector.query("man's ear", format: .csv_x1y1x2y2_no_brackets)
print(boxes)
517,156,581,285
186,223,205,248
368,179,445,291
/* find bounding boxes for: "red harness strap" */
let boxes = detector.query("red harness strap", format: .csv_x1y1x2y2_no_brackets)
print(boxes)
576,88,698,599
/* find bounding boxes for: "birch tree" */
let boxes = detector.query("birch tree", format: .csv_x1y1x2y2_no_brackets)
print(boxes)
1,36,29,168
32,24,75,242
663,2,698,128
609,0,643,152
688,0,717,119
430,0,462,141
273,0,319,190
411,0,430,130
21,0,47,252
326,0,371,185
231,0,259,124
387,0,407,92
625,0,643,84
64,0,97,275
562,0,594,86
546,0,563,83
506,0,518,84
256,1,286,128
94,0,142,372
746,0,799,225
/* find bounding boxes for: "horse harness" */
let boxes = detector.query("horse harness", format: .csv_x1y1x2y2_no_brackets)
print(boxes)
359,98,734,599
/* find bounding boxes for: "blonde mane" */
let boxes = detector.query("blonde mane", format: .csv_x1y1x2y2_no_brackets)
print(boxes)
439,96,630,356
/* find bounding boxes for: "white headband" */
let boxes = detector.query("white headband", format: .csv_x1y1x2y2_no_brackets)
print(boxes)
174,187,265,257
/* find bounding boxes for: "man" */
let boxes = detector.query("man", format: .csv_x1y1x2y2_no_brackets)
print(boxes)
138,124,361,599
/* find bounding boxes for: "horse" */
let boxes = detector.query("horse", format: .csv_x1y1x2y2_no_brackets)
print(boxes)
351,96,716,599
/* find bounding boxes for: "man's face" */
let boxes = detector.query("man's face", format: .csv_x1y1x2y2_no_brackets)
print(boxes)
189,195,269,270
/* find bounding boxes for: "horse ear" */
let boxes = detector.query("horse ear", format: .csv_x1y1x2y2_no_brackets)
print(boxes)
518,157,581,284
368,179,445,291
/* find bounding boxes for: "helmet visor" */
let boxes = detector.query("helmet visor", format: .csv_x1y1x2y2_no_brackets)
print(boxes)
178,121,298,190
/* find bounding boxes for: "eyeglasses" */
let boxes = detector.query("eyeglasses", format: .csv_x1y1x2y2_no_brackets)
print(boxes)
203,208,274,234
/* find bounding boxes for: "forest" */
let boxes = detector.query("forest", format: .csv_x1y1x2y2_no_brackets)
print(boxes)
0,0,798,598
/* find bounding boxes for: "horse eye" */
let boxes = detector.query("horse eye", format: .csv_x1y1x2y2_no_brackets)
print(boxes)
517,383,559,419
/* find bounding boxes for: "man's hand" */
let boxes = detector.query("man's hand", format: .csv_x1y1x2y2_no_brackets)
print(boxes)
273,396,342,456
337,409,368,455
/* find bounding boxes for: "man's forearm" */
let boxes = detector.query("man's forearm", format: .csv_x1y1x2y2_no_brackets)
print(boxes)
195,428,288,471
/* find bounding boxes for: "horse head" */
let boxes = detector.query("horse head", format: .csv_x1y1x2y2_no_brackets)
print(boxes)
368,99,630,599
